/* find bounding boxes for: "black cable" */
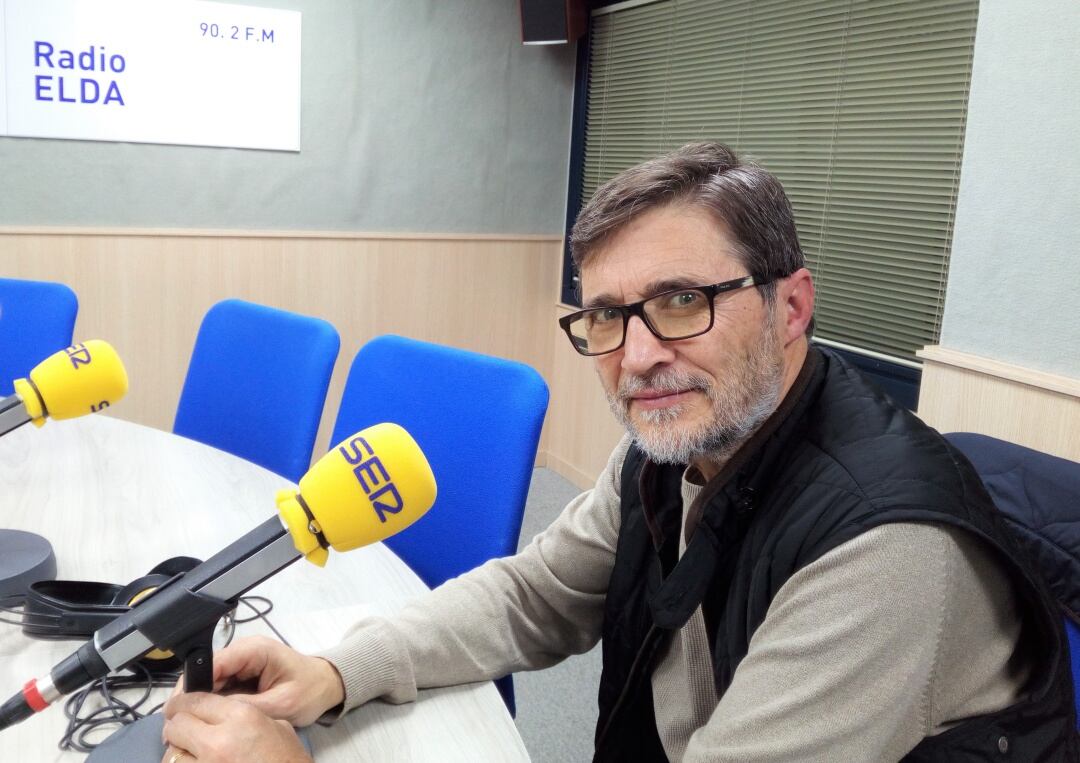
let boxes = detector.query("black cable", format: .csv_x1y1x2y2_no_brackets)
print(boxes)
235,595,291,648
0,692,35,732
59,662,175,753
57,595,289,752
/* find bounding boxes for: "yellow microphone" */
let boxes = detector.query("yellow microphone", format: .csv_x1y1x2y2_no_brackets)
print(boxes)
0,423,436,731
277,422,437,566
1,341,128,436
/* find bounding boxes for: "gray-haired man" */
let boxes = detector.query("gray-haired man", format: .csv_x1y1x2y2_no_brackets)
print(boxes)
162,144,1076,763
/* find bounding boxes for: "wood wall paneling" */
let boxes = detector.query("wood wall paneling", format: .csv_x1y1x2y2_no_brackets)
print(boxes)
917,345,1080,464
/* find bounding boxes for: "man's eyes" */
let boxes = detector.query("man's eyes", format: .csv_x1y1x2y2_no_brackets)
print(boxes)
591,308,622,323
659,290,701,309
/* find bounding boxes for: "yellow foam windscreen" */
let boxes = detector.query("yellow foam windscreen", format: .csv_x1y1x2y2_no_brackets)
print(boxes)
276,423,437,566
11,340,129,427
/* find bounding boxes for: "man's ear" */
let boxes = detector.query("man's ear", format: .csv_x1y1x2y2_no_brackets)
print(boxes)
779,268,814,343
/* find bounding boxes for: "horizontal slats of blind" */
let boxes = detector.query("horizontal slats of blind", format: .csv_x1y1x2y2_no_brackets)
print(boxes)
580,0,977,361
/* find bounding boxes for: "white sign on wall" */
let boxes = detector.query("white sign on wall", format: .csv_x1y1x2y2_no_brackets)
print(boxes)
0,0,301,151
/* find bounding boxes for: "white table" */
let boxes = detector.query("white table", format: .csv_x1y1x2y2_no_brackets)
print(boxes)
0,415,529,762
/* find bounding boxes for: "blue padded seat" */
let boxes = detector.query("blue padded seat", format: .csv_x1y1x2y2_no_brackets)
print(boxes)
174,299,340,483
331,335,550,716
945,432,1080,728
0,277,79,395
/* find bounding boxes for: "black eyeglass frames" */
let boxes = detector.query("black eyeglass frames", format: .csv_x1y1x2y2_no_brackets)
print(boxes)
558,275,770,357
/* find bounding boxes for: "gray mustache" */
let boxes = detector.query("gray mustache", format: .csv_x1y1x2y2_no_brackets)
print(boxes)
617,370,711,400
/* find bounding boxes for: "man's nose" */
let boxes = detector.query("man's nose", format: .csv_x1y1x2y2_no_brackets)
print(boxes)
621,316,675,375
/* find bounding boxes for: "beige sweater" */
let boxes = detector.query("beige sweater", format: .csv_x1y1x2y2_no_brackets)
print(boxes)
318,437,1030,762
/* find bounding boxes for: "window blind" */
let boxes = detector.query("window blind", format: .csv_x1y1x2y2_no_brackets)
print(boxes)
579,0,978,362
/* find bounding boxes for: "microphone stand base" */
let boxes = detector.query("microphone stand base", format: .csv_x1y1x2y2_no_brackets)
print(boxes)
0,529,56,603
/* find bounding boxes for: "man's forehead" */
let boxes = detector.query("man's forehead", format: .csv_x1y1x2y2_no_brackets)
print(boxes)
580,235,744,305
579,204,742,295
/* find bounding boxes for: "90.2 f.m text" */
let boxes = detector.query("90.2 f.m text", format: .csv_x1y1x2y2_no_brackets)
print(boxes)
199,23,275,43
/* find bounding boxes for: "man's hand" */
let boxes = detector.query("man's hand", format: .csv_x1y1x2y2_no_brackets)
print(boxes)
175,636,346,727
161,692,311,763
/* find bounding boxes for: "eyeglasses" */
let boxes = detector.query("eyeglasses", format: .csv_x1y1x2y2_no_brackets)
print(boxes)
559,275,769,356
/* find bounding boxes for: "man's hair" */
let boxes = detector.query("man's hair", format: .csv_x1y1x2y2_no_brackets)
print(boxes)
570,142,807,312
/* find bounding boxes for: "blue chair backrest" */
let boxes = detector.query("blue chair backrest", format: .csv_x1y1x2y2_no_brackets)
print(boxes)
0,278,78,395
331,335,549,589
1069,620,1080,725
174,299,340,483
945,432,1080,728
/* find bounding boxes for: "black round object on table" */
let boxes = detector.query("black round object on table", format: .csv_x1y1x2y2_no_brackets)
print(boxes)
0,529,56,602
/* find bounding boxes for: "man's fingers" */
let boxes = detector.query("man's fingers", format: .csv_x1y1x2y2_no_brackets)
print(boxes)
226,684,297,721
168,676,185,699
161,710,212,757
211,637,276,686
164,690,249,723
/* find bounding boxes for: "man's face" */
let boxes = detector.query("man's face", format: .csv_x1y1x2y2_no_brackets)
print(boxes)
580,203,786,467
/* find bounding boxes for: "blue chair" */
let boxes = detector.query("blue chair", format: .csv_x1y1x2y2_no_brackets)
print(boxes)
331,335,550,716
174,299,340,483
945,432,1080,728
0,277,78,395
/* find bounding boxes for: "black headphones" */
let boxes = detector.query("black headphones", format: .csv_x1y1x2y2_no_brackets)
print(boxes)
17,557,202,640
1,557,206,671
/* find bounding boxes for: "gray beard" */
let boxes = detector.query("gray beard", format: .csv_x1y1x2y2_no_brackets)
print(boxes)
606,322,785,466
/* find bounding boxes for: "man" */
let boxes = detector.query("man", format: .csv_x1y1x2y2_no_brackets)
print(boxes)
161,143,1077,762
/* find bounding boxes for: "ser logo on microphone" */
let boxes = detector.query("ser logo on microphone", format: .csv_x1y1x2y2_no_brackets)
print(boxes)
339,436,405,523
64,344,93,369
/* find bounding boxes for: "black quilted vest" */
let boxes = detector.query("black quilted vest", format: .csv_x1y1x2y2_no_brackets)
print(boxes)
594,348,1078,761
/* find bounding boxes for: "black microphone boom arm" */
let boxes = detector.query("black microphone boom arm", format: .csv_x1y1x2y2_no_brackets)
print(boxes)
0,395,31,438
90,518,300,676
0,516,305,731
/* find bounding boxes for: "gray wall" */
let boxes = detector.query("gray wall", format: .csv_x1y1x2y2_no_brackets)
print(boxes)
0,1,576,234
940,0,1080,378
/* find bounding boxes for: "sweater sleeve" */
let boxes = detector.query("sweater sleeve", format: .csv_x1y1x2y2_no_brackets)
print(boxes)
680,522,1028,763
315,436,631,714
